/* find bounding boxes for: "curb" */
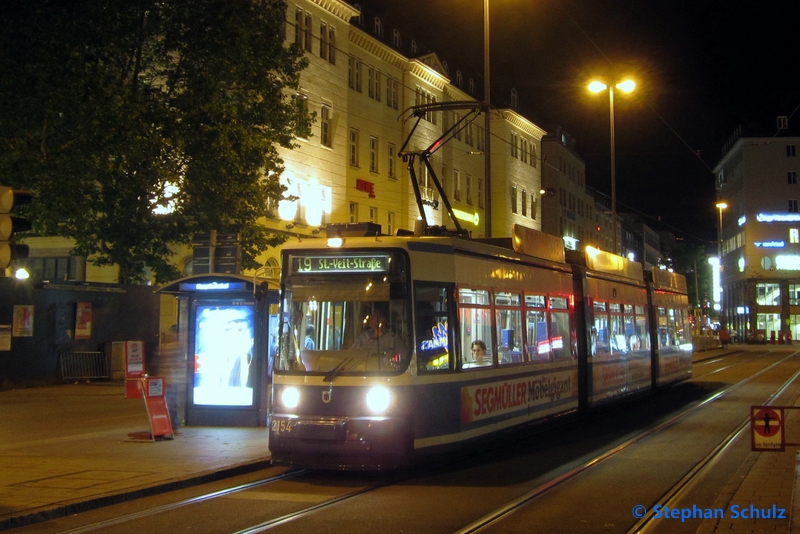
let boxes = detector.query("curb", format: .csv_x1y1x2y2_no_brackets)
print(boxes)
0,459,272,531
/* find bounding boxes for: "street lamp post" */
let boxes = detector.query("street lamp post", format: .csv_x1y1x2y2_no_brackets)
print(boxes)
588,79,635,255
483,0,492,238
716,202,728,313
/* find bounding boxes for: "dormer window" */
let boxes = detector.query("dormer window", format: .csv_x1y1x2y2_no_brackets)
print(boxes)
392,29,401,48
456,70,463,86
374,17,383,37
353,4,363,25
469,78,475,94
442,60,449,75
411,40,418,55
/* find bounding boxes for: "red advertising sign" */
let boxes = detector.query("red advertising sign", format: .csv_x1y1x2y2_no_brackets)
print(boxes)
74,302,92,339
143,377,173,438
125,341,146,399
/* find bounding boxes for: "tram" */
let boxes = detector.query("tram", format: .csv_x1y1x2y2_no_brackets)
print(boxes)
268,223,693,470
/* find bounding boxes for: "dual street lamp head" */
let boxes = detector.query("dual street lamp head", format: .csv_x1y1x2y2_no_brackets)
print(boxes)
588,79,636,94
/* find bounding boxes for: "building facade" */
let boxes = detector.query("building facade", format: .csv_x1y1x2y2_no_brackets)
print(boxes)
714,130,800,342
541,127,612,252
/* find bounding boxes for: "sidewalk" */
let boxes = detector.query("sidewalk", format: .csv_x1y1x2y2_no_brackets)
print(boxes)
0,383,270,530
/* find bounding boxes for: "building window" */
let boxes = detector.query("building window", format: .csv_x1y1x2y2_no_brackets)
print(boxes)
531,143,536,167
415,87,437,124
465,174,472,205
456,70,463,86
328,27,336,64
787,145,797,157
369,206,377,223
388,144,396,179
370,136,379,173
756,283,781,306
388,211,395,236
386,77,398,109
790,199,799,213
522,189,527,217
411,40,418,54
304,12,313,52
319,22,335,64
477,125,484,152
349,202,358,222
790,284,800,306
294,8,303,46
320,104,332,148
368,67,381,101
392,29,401,48
478,179,484,209
348,56,362,92
320,21,328,61
441,164,448,195
511,184,518,214
374,17,383,37
510,132,518,158
349,128,359,167
789,171,798,184
295,93,309,138
469,78,475,94
454,169,461,201
791,228,799,244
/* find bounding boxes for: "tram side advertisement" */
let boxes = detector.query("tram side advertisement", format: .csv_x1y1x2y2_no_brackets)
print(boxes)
461,369,578,423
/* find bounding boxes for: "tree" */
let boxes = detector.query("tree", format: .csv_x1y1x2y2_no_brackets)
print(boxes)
669,241,713,312
0,0,309,283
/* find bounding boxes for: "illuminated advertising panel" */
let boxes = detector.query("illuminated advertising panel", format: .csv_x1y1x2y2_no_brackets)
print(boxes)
193,304,255,407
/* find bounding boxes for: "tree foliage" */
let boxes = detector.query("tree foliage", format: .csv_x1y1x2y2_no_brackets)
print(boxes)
0,0,308,283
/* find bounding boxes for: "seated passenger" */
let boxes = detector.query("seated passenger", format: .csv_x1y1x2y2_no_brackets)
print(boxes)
464,340,492,368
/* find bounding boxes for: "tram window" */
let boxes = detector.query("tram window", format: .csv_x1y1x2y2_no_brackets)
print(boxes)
525,294,546,309
495,291,523,365
593,312,610,357
550,310,572,359
635,314,650,352
624,304,633,314
415,283,452,371
609,302,621,313
526,308,549,362
635,305,645,315
550,296,568,310
460,307,493,368
459,287,491,305
593,300,607,313
610,312,627,353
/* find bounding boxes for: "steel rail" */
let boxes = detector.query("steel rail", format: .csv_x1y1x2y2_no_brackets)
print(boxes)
451,349,799,534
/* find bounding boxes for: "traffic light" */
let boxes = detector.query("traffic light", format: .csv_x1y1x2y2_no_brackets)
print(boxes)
1,186,33,270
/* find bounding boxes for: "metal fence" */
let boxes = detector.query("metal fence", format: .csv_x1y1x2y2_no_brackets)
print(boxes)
59,352,109,380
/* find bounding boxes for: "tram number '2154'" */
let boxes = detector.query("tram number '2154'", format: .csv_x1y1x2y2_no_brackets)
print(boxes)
271,418,296,433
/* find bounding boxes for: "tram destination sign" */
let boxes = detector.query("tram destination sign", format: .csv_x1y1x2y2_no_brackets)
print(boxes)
292,254,390,274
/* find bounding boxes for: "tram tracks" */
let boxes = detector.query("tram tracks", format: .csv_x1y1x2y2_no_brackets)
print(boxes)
43,349,797,534
452,348,800,534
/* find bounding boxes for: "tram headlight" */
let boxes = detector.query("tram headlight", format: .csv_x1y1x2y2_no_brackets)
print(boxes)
365,386,391,414
281,387,300,409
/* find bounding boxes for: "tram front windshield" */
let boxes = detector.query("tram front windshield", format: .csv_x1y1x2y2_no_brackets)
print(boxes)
276,262,410,376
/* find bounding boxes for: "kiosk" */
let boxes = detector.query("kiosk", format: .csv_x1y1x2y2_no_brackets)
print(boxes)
158,274,278,427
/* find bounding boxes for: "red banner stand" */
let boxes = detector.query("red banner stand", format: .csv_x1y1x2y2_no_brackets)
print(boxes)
124,341,146,399
127,376,174,442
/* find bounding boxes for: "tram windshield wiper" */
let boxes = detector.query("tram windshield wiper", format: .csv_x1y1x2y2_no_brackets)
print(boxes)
323,356,354,383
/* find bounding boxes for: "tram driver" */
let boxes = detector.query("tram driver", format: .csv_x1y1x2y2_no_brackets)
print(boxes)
351,303,404,358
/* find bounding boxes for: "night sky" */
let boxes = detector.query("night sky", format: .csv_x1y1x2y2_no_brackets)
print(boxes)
351,0,800,249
